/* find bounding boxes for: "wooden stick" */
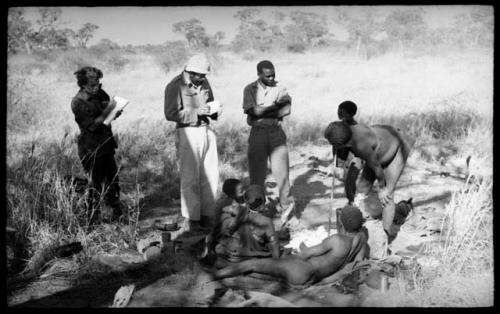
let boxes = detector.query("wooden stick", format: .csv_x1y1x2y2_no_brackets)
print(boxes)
328,149,338,236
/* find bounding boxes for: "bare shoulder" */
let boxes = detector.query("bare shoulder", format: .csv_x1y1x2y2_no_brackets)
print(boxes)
351,123,377,140
350,124,378,154
248,211,273,227
323,234,348,246
372,124,415,149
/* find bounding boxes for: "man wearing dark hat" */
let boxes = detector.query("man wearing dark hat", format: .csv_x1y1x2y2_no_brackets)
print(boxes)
242,60,295,226
71,66,122,222
164,54,223,233
324,105,414,253
210,204,369,287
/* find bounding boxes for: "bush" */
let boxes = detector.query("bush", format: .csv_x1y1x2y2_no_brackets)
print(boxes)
383,175,493,307
7,77,48,133
10,48,133,76
114,119,180,205
283,118,328,146
286,41,307,53
145,41,189,74
6,132,144,277
365,106,481,144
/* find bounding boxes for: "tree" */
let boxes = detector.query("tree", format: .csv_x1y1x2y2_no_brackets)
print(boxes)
36,7,64,30
8,8,34,54
173,18,210,49
93,38,120,50
210,31,225,49
31,7,71,49
383,8,427,51
343,12,382,58
286,11,329,48
453,7,493,47
234,8,260,23
231,8,283,52
73,23,99,48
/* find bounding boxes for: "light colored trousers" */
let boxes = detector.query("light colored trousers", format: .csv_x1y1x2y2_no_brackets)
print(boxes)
248,126,293,208
176,126,219,221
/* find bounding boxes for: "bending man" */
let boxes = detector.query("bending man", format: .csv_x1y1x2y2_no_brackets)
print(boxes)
324,101,415,246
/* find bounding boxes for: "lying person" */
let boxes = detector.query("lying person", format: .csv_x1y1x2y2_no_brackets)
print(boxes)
209,205,369,288
201,184,281,267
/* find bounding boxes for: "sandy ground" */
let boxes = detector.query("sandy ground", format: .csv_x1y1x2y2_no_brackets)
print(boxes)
8,145,469,307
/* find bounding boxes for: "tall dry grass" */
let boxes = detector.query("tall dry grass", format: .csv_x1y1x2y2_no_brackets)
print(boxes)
6,46,493,303
366,170,493,307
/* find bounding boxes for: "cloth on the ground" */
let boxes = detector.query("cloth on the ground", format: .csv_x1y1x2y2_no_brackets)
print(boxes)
320,259,397,292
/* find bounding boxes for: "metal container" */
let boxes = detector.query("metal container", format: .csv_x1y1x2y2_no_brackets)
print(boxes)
173,240,183,254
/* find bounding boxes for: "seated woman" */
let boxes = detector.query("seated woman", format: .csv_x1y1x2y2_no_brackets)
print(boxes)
210,205,369,288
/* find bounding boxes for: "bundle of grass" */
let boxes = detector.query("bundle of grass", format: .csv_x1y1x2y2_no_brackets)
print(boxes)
362,172,493,307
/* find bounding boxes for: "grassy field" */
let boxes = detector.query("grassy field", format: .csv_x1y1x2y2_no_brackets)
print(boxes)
6,46,493,306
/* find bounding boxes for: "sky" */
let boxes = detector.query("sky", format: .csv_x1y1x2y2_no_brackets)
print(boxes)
19,5,480,46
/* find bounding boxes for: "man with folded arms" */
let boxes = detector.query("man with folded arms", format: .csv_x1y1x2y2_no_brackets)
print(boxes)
242,60,295,226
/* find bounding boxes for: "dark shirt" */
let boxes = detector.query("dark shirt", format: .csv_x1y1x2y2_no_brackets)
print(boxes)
164,71,218,128
71,88,117,159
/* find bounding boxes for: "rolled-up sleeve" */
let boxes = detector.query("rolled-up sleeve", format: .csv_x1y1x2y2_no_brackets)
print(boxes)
164,82,197,124
71,98,98,132
242,85,255,114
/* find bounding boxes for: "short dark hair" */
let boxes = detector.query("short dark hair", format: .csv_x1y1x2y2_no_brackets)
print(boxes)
74,66,103,88
222,178,241,197
338,101,357,117
244,184,265,210
340,204,363,232
324,121,352,146
257,60,274,73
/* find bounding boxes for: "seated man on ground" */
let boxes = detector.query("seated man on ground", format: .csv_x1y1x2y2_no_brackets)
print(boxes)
203,178,246,251
201,184,281,268
324,101,415,249
209,205,369,288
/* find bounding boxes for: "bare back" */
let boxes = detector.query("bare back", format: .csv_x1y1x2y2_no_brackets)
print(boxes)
371,125,402,167
350,124,412,168
307,233,366,279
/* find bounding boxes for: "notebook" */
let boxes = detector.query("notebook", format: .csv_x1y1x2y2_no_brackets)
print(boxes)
104,96,129,126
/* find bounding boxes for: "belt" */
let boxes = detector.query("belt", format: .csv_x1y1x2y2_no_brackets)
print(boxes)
176,123,210,129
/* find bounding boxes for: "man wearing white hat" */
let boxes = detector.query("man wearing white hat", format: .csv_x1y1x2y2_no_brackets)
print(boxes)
164,54,223,233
